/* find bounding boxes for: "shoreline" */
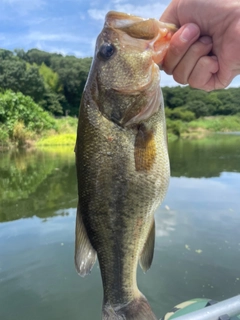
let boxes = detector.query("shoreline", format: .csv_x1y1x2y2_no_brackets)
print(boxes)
1,115,240,150
2,131,240,151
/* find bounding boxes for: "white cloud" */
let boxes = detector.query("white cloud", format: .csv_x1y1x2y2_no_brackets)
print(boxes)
88,9,107,21
88,2,167,21
35,44,86,58
114,3,167,19
27,32,87,43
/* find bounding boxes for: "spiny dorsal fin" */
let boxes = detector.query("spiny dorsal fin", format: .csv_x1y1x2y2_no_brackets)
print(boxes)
75,204,97,277
139,218,155,273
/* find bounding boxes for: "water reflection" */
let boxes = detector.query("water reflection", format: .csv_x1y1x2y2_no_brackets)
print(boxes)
0,135,240,223
0,147,77,222
169,135,240,177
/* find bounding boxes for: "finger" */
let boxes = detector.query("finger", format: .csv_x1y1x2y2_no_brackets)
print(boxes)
162,23,200,75
172,36,213,85
188,56,219,91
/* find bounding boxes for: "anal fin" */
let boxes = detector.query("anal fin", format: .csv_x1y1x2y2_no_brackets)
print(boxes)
139,218,155,273
75,204,97,277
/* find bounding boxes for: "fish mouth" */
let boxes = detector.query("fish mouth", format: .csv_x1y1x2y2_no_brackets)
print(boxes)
98,11,176,127
105,11,177,65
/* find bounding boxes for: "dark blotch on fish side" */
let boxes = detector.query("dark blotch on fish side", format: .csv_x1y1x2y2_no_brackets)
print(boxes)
134,124,156,172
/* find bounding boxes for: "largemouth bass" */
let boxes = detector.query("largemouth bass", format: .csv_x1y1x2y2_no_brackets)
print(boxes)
75,11,176,320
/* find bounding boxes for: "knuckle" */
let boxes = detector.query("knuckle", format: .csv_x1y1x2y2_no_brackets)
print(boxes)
162,64,171,75
198,56,212,69
173,71,187,85
191,43,204,56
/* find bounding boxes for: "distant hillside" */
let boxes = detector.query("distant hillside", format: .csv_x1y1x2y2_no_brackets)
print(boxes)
0,47,240,119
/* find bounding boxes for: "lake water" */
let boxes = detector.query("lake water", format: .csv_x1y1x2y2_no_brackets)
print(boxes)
1,135,240,320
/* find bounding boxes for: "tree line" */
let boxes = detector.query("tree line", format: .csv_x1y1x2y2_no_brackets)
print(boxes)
0,48,92,117
0,48,240,120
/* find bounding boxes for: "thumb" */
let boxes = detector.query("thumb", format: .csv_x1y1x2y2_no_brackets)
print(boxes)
160,1,179,26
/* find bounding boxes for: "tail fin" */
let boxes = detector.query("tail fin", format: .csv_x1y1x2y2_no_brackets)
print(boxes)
102,294,158,320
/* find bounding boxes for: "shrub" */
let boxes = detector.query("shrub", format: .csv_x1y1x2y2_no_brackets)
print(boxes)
166,119,183,137
0,89,56,144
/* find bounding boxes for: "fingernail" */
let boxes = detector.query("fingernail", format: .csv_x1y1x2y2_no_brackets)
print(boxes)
199,36,212,44
180,23,199,42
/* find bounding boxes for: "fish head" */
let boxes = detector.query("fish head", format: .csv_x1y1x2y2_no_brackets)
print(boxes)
88,11,176,127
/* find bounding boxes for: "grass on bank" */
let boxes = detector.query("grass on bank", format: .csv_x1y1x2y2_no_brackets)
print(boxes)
1,114,240,149
36,117,78,146
187,115,240,132
36,133,76,146
0,116,78,149
167,115,240,139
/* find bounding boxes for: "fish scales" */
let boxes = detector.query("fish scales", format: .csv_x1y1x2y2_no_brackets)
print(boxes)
75,11,176,320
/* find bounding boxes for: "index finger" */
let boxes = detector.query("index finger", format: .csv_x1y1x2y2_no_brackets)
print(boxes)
162,23,200,75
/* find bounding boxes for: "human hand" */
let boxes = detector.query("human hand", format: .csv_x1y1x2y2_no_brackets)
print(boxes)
160,0,240,91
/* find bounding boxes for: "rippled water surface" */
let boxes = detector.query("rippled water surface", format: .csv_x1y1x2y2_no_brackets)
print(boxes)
1,135,240,320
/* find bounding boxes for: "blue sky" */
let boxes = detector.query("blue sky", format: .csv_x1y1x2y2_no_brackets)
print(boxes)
0,0,240,87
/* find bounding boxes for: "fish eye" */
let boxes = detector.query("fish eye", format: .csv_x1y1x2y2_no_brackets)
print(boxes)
98,43,115,60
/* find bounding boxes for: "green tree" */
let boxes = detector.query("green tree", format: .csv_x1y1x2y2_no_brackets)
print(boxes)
205,92,223,115
0,90,56,142
24,48,52,67
50,55,92,115
186,100,209,118
0,50,46,103
170,107,195,122
38,63,64,115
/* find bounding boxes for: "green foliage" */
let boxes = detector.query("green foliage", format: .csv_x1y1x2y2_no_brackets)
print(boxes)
163,86,240,119
12,121,31,147
37,133,76,146
165,107,195,122
186,100,209,118
166,119,184,137
1,47,240,139
54,116,78,133
0,49,46,103
0,90,56,145
21,48,53,66
0,124,9,145
49,54,92,115
8,48,92,116
188,115,240,132
39,62,62,93
40,89,64,115
162,86,190,109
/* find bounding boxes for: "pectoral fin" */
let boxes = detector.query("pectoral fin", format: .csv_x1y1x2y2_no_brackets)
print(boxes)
139,218,155,273
75,204,97,277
